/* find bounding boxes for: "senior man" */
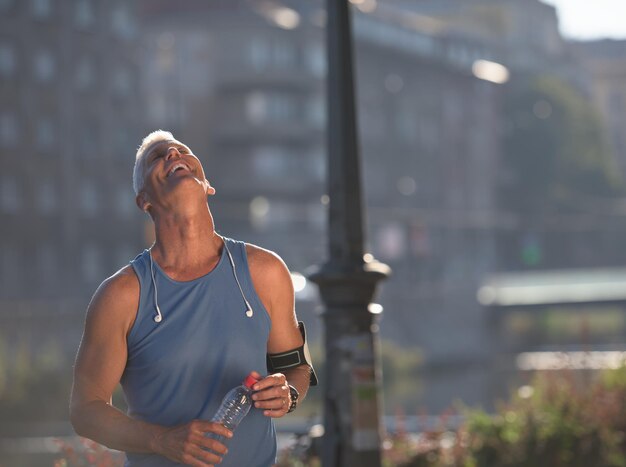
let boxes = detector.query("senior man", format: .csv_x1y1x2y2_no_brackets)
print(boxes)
70,130,316,467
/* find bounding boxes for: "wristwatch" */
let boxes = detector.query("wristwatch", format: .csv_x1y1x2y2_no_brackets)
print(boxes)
287,385,299,413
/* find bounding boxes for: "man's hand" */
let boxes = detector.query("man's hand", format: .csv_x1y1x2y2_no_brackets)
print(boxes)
249,371,291,418
151,420,233,467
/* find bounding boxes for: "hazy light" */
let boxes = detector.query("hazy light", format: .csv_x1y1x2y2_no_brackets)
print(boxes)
291,272,307,292
541,0,626,40
256,3,300,30
309,424,325,438
250,196,270,218
472,59,510,84
476,286,497,305
517,351,626,371
478,281,626,307
355,0,377,13
271,7,300,30
397,176,416,196
363,253,374,263
320,194,329,205
368,303,383,314
517,385,534,399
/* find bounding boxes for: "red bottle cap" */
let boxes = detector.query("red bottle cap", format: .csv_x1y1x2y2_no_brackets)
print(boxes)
243,374,260,389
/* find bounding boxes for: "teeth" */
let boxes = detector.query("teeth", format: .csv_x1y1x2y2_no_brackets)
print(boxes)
168,163,188,177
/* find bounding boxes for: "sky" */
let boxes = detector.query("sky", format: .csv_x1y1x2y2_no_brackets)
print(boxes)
541,0,626,40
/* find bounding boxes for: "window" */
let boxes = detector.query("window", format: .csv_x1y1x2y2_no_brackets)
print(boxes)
0,113,18,147
111,5,134,40
0,245,19,291
116,187,135,218
36,117,54,149
80,181,98,216
112,66,132,96
78,120,99,158
0,42,15,77
305,43,325,77
247,92,296,124
74,0,94,29
31,0,52,19
252,146,288,177
0,0,15,13
38,179,58,214
268,95,294,120
75,56,95,89
38,244,56,287
0,176,20,213
246,92,267,124
273,42,296,68
248,40,270,71
306,96,324,128
81,243,101,283
248,39,299,71
33,50,55,82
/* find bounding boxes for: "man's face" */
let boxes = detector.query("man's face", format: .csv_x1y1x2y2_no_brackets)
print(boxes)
138,139,213,209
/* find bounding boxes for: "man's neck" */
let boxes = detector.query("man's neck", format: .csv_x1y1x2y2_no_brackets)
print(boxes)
150,206,222,275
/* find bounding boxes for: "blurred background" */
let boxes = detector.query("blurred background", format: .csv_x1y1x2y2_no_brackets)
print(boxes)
1,0,626,465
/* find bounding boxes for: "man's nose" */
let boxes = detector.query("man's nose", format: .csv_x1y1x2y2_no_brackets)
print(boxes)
165,147,181,160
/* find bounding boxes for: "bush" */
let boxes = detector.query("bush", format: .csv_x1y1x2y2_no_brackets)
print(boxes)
399,367,626,467
278,367,626,467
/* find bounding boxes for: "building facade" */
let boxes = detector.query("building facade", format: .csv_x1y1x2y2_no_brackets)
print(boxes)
0,0,144,357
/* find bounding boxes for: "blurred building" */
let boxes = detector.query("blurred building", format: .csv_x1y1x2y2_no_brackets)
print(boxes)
0,0,144,356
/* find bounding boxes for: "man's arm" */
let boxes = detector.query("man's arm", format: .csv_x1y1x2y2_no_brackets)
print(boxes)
247,246,312,416
70,266,232,466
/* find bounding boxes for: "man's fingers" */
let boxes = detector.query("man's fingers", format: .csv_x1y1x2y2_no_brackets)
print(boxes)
181,443,222,466
252,373,286,391
192,420,233,439
252,383,289,401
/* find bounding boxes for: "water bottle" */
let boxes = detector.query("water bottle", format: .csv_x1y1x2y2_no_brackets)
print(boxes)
207,374,259,443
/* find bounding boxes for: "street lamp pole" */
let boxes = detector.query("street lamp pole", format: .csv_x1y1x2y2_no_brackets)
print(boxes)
309,1,390,466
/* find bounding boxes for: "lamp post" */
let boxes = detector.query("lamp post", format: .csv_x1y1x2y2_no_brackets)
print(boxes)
308,1,390,466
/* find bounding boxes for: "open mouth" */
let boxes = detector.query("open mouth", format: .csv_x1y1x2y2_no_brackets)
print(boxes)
167,163,190,177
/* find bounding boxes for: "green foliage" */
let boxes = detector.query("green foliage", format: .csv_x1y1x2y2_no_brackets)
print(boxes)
388,368,626,467
0,336,73,424
501,75,622,215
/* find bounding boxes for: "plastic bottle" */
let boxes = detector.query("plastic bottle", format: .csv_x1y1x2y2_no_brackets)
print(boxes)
207,374,259,443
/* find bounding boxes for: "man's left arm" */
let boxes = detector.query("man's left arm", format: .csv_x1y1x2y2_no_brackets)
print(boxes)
247,246,312,417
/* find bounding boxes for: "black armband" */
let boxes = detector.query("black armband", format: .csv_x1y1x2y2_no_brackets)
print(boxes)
267,321,318,386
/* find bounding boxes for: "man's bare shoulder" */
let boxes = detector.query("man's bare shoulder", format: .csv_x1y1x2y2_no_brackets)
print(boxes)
98,264,140,298
245,243,293,285
246,243,292,293
86,265,140,331
245,243,287,271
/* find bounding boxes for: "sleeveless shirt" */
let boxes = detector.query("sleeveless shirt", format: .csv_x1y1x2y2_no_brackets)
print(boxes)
121,237,276,467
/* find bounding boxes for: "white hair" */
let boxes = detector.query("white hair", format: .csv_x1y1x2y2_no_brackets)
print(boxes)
133,130,176,195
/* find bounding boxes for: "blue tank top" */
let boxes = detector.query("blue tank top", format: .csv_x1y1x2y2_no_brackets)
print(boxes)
121,237,276,467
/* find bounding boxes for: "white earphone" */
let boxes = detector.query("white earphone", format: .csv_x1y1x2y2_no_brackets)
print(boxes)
148,237,253,323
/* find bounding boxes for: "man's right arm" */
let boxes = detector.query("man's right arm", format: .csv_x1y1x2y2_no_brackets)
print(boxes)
70,266,232,467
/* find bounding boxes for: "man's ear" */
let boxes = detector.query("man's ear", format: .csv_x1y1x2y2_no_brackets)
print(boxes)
136,193,151,212
205,179,216,196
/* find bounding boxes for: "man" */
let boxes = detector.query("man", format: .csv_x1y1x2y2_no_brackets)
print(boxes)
70,130,314,467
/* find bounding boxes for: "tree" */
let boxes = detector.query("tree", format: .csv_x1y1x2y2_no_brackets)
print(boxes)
500,75,622,216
